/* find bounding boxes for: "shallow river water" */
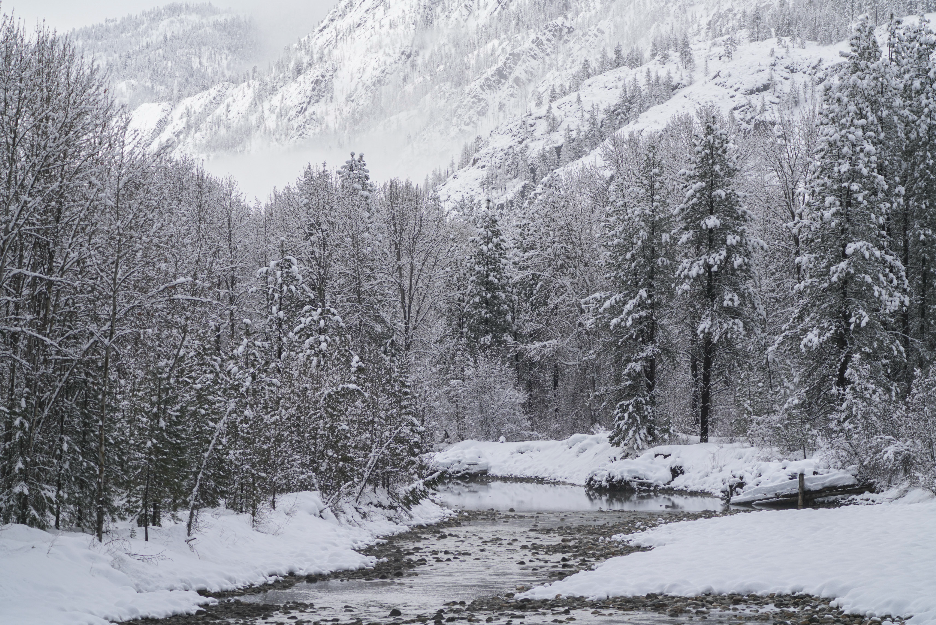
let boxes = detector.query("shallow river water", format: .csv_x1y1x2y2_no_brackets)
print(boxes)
213,481,726,625
434,480,724,513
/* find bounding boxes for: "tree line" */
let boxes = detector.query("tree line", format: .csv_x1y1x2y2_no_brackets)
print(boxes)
0,16,437,538
4,13,936,541
496,16,936,490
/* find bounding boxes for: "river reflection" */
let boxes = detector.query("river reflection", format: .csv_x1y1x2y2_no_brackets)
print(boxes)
434,479,724,512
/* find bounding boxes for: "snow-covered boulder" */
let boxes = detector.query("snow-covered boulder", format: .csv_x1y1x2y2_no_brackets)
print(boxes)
586,459,676,491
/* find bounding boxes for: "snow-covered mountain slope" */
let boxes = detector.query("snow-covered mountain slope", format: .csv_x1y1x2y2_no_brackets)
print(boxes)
125,0,768,186
438,32,847,208
72,4,262,108
111,0,886,197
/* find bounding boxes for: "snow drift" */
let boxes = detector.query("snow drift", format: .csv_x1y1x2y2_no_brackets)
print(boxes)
431,434,855,501
0,492,446,625
525,493,936,625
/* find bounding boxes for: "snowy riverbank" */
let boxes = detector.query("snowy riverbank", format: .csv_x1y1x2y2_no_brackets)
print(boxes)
437,436,936,624
430,433,855,500
525,490,936,625
0,493,447,625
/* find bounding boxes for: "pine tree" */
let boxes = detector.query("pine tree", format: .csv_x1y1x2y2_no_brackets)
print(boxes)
888,17,936,382
785,18,907,436
675,111,758,442
464,203,514,351
679,33,694,70
545,100,559,133
624,46,643,69
722,34,737,61
597,133,674,451
335,152,379,342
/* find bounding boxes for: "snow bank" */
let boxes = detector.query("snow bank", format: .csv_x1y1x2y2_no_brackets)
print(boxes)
0,492,446,625
430,434,619,485
591,443,856,499
525,496,936,625
431,434,853,500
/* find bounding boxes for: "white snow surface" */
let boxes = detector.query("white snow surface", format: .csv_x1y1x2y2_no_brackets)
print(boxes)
431,434,853,500
0,492,446,625
431,434,619,485
524,496,936,625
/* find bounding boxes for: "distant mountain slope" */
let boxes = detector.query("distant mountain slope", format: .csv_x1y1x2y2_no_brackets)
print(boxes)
438,32,847,208
125,0,729,175
116,0,921,191
72,3,262,108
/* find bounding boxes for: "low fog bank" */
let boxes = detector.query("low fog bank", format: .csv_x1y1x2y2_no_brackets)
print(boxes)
203,133,457,202
218,0,338,64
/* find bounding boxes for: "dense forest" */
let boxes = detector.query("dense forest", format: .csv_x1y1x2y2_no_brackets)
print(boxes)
71,3,261,107
3,4,936,542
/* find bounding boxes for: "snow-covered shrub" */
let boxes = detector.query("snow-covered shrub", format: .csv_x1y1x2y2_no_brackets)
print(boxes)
439,355,532,443
826,360,936,492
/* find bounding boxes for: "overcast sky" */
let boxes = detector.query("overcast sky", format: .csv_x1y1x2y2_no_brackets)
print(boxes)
5,0,339,52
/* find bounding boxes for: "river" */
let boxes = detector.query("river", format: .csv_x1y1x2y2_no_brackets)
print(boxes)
185,480,727,625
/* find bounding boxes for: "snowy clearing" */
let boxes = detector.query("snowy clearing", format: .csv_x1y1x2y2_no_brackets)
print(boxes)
525,492,936,625
0,493,446,625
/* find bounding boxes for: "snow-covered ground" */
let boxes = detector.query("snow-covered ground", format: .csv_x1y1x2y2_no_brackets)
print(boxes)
430,433,854,500
524,491,936,625
431,434,620,485
0,492,446,625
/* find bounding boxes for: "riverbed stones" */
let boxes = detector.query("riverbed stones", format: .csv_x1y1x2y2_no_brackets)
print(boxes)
462,593,905,625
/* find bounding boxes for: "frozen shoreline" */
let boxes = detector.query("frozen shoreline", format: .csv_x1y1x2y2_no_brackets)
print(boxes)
0,493,447,625
524,492,936,625
430,433,856,501
434,435,936,625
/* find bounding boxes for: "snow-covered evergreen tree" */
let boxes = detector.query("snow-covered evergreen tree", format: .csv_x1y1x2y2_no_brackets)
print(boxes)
464,203,514,351
675,111,758,442
596,132,674,451
784,19,907,437
887,17,936,383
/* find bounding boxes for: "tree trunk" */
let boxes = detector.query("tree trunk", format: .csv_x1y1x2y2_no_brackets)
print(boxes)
97,208,122,542
96,342,111,542
689,338,699,431
901,205,911,393
922,254,928,355
700,336,713,443
142,466,150,542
